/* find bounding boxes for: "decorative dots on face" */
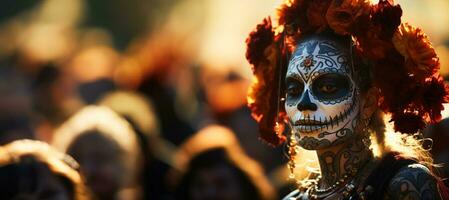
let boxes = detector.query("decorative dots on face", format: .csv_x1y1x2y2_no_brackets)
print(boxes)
284,37,361,150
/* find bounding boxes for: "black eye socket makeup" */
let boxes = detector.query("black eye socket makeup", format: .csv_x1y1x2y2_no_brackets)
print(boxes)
285,77,305,99
311,73,351,101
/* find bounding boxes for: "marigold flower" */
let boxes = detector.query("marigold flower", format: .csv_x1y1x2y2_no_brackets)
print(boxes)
326,0,371,35
371,0,402,39
393,23,439,80
247,43,287,145
306,0,332,32
246,18,275,67
420,75,449,122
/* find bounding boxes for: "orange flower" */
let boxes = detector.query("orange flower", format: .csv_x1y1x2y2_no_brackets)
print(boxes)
393,23,439,80
325,0,371,35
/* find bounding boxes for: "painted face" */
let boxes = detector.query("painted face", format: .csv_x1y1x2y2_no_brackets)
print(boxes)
284,38,360,150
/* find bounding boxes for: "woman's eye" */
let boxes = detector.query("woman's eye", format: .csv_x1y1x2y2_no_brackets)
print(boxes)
319,84,337,93
287,86,301,96
311,73,351,100
287,88,297,96
285,77,304,98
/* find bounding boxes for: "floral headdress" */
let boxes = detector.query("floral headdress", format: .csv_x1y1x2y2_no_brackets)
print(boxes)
246,0,449,146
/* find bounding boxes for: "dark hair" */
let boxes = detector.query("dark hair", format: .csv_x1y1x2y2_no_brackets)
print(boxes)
0,155,75,199
175,148,262,200
66,130,123,154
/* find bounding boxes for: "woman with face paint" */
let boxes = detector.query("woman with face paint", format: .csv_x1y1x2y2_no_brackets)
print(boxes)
246,0,449,199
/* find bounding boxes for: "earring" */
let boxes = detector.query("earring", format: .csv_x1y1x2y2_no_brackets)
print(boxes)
361,118,368,132
288,130,298,180
361,135,371,148
361,118,371,148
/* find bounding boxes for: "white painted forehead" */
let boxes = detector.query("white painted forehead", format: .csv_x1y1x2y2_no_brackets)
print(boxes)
292,37,346,57
287,37,352,76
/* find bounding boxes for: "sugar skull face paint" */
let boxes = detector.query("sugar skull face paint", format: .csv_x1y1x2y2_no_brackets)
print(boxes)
284,37,360,150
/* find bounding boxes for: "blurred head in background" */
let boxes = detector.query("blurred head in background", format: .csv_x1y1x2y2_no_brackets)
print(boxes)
199,65,249,115
98,90,178,199
98,90,176,170
174,125,276,200
177,148,261,200
52,105,141,200
98,90,160,140
0,139,87,200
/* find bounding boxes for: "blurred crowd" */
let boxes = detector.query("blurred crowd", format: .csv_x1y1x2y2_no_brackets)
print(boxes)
0,0,449,199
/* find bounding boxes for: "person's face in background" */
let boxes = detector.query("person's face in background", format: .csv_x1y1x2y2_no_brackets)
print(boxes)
67,132,126,200
188,163,246,200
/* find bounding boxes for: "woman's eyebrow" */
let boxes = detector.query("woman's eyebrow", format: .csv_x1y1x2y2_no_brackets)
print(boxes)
285,74,303,83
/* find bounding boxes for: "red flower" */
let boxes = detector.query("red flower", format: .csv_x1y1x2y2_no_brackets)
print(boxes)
371,0,402,39
421,76,449,123
355,26,392,60
246,17,275,67
247,41,287,146
306,0,332,32
277,0,313,34
326,0,371,35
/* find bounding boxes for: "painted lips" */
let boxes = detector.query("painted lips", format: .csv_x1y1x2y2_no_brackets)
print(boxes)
294,120,328,133
295,119,326,126
293,96,358,133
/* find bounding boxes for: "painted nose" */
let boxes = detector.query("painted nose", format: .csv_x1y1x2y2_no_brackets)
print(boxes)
297,90,318,111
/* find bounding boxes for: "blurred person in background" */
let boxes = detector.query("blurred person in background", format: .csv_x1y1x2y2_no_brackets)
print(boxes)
0,139,88,199
0,53,35,145
31,63,84,143
197,65,286,172
52,106,142,200
99,90,177,200
173,125,276,200
133,34,197,146
69,44,120,105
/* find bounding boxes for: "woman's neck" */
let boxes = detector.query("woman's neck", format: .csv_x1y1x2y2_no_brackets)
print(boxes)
316,136,373,189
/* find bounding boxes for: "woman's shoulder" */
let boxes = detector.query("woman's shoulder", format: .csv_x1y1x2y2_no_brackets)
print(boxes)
385,163,442,199
283,188,316,200
283,189,303,200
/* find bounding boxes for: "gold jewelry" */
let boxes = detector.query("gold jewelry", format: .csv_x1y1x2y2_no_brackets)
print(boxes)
308,157,376,200
359,117,372,148
310,167,358,194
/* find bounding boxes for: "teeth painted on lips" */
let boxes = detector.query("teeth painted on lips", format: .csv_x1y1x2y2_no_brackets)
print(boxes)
294,98,357,132
297,124,325,133
295,119,326,126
